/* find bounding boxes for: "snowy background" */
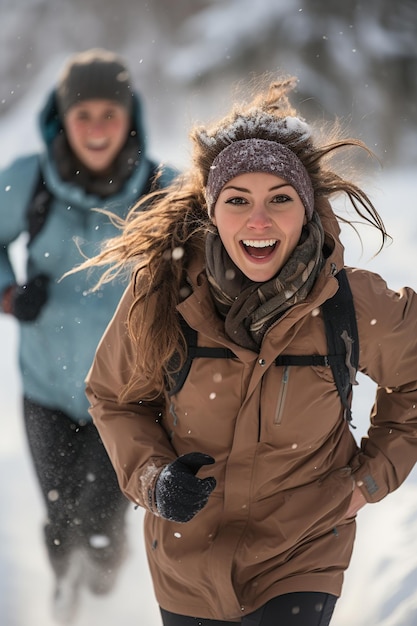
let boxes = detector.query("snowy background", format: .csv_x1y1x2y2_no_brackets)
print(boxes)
1,1,417,625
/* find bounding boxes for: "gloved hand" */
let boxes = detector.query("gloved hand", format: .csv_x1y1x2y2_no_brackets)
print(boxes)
155,452,216,523
2,274,50,322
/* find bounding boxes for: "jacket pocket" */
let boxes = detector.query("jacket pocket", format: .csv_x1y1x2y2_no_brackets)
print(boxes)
273,365,290,425
278,466,355,543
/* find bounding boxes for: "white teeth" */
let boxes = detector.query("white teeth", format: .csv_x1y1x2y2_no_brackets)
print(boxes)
88,139,108,149
242,239,276,248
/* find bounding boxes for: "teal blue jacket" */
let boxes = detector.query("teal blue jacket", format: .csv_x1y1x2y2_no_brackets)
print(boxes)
0,89,178,422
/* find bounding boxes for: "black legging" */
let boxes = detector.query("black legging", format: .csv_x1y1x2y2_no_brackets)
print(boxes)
23,397,130,580
160,592,337,626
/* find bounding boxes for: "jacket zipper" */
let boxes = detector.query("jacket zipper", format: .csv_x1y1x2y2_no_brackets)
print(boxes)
274,366,290,425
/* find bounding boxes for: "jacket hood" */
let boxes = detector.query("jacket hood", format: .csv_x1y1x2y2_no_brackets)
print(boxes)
38,88,146,156
36,88,153,209
313,196,345,274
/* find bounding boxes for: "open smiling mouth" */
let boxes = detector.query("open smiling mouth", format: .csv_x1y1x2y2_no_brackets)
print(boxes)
87,139,110,151
241,239,278,259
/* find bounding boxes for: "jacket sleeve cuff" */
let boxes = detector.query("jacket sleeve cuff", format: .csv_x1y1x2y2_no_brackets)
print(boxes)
355,474,387,502
139,462,165,515
350,453,390,503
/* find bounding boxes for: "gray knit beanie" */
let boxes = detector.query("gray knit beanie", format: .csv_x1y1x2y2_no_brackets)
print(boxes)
56,48,133,116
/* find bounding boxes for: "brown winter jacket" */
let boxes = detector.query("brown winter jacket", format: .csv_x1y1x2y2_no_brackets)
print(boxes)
86,223,417,621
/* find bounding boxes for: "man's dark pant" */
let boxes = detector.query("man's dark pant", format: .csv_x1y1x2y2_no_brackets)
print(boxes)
23,397,129,587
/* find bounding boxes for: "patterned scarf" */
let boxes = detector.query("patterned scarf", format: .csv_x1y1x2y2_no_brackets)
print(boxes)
52,133,141,198
205,212,324,351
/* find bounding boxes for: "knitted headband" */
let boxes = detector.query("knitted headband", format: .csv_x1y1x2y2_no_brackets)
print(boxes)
205,138,314,219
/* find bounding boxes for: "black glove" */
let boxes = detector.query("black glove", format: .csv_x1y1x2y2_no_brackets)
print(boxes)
155,452,216,523
7,274,50,322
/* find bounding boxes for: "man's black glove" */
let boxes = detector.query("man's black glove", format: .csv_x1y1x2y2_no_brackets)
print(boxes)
3,274,50,322
155,452,216,523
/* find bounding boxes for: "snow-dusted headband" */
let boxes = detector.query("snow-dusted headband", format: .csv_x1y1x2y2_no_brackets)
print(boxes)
205,138,314,219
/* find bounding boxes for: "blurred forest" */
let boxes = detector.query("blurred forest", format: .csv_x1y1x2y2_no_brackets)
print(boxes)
1,0,416,168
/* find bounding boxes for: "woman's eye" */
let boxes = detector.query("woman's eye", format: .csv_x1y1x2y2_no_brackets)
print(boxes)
225,196,247,205
273,194,291,203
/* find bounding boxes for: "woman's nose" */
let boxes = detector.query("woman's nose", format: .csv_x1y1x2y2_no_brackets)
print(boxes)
246,207,272,229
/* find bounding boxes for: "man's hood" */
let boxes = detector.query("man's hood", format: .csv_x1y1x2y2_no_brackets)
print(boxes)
38,88,147,159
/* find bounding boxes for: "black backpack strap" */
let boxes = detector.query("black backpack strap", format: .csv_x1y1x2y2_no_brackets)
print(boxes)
275,354,330,367
26,172,53,245
275,269,359,424
167,316,236,396
26,159,162,245
141,160,160,196
321,268,359,423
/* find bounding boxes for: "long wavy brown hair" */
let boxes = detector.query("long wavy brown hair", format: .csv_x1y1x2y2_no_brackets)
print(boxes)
76,75,389,399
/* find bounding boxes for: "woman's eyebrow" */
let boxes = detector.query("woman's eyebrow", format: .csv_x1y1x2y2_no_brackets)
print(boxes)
222,182,292,193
